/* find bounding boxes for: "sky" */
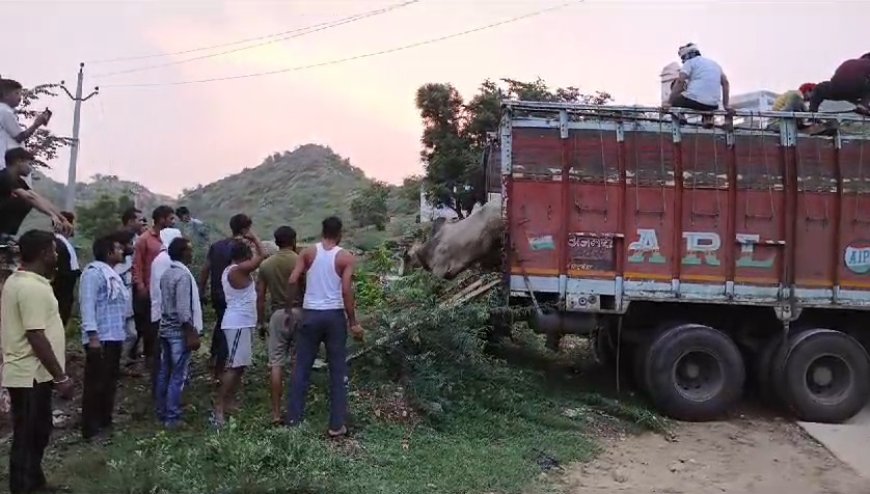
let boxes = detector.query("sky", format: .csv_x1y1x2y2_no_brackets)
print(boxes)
3,0,868,197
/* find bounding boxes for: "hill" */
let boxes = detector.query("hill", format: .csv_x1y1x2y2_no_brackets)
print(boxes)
20,144,419,249
178,144,414,241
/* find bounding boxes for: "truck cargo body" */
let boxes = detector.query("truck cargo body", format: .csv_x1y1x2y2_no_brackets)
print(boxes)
497,101,870,423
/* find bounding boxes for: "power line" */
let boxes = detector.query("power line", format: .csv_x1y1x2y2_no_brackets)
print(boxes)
92,0,420,77
102,0,583,89
89,19,344,65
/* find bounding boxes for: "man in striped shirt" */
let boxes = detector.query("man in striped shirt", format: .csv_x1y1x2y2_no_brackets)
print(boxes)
79,234,128,441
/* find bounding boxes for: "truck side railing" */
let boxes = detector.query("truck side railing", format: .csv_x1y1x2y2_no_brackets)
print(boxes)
502,100,870,123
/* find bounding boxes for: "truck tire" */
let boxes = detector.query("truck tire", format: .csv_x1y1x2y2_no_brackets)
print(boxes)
632,339,653,396
634,323,697,398
646,324,745,421
754,334,786,408
780,329,870,423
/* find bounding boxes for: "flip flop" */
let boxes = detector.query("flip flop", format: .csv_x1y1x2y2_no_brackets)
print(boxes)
327,426,349,439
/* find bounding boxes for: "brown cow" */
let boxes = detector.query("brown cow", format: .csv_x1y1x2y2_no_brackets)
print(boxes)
408,200,503,279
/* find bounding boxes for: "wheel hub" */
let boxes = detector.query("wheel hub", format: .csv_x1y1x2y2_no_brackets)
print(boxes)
673,350,724,402
811,366,834,387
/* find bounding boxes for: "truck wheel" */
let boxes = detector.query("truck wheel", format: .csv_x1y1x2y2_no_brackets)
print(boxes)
646,324,745,421
781,329,870,423
754,334,786,408
635,323,699,398
632,339,653,395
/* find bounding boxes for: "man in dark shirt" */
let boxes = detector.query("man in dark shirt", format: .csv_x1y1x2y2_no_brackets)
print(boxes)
809,53,870,115
198,213,252,380
0,148,71,237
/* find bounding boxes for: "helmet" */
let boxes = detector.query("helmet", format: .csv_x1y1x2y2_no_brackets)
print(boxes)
678,43,700,61
798,83,817,95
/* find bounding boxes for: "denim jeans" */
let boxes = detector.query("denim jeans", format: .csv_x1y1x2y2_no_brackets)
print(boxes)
287,309,349,431
155,336,192,426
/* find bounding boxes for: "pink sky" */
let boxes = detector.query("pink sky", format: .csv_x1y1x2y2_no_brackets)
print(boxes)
4,0,867,197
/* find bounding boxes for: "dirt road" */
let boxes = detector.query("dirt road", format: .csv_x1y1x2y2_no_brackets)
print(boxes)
556,414,870,494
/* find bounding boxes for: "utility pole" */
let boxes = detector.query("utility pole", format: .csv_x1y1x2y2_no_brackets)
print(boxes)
60,63,99,211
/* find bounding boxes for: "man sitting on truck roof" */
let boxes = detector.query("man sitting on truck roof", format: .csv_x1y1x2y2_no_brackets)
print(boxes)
766,83,816,131
667,43,732,125
809,53,870,116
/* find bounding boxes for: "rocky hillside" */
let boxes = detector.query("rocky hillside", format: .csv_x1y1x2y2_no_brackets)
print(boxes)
180,144,381,239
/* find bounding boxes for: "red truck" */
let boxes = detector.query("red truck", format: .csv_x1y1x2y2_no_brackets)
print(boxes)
492,101,870,423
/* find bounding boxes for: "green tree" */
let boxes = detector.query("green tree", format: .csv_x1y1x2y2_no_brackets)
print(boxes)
16,83,74,168
350,181,389,231
77,194,132,240
416,78,611,218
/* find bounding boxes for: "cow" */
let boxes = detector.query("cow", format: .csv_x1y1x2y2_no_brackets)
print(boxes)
407,199,503,280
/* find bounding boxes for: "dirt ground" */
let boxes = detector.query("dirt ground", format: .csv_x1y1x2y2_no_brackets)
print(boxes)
555,414,870,494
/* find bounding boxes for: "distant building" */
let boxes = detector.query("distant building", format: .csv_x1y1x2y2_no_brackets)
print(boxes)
731,90,779,128
419,186,458,223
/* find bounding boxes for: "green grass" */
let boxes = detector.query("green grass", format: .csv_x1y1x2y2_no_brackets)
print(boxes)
0,328,647,494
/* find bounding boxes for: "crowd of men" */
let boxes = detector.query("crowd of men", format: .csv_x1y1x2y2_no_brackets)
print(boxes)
0,84,366,491
663,43,870,123
0,195,365,492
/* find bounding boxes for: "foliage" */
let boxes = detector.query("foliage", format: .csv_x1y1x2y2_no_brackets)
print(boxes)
416,78,612,218
350,180,389,230
16,83,74,168
75,193,134,240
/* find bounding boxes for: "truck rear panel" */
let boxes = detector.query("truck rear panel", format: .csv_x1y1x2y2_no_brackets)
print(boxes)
499,102,870,313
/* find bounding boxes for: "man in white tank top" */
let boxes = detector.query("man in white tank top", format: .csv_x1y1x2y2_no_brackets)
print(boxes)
285,216,363,437
212,231,264,427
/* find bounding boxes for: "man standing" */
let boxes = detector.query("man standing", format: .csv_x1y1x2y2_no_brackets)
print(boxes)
213,232,264,427
1,230,73,494
121,206,146,238
52,211,80,327
79,235,127,441
668,43,732,124
131,205,175,388
199,214,252,381
175,206,208,247
0,148,71,237
112,230,139,374
256,226,299,425
155,237,202,429
809,53,870,115
0,79,51,170
286,217,363,438
118,206,145,365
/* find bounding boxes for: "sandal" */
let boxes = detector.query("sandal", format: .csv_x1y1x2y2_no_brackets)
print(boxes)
327,426,349,439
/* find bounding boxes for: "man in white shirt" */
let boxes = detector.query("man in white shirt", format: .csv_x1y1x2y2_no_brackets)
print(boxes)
0,79,51,169
667,43,732,123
